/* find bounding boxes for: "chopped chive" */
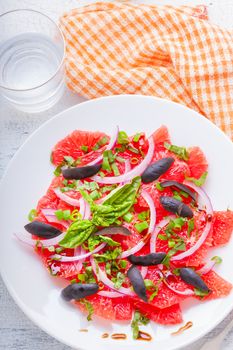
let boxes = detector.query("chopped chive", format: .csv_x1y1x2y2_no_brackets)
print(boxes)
64,156,75,166
119,260,127,269
81,145,88,153
173,191,183,201
28,209,37,222
118,131,129,145
168,240,176,248
55,210,64,220
70,279,77,284
133,132,143,142
92,136,108,151
137,210,149,221
134,221,149,233
158,234,168,241
102,151,111,172
99,171,105,178
164,142,189,161
155,182,164,191
116,156,125,163
54,164,63,177
107,150,115,164
90,190,101,200
128,146,140,154
112,162,120,176
123,212,134,223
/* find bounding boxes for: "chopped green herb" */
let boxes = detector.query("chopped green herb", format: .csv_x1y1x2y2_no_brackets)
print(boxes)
128,146,140,154
102,150,111,172
118,131,129,145
93,247,122,262
112,162,120,176
187,218,195,237
186,171,208,187
92,136,108,151
137,210,149,221
78,265,96,284
79,299,94,321
55,246,64,254
194,288,209,298
47,246,55,252
123,212,133,223
70,278,77,284
173,190,183,201
119,260,127,269
162,241,186,267
54,164,63,177
28,209,37,222
99,171,105,178
180,190,189,198
134,221,149,233
211,256,223,264
82,181,99,191
133,132,143,142
172,268,181,276
55,209,71,221
112,272,126,289
158,234,168,241
131,311,150,340
81,145,88,153
155,182,164,191
164,142,189,161
64,155,75,166
116,156,125,163
144,279,155,291
168,240,176,248
100,184,117,194
90,190,101,201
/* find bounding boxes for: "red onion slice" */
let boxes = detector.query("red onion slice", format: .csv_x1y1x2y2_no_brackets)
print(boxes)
98,290,123,298
51,242,106,262
14,231,66,248
141,266,148,279
141,190,156,234
172,181,213,261
158,271,194,296
91,136,154,184
121,159,131,185
41,209,70,229
54,188,80,207
197,260,216,275
75,247,86,273
87,126,119,166
90,257,134,296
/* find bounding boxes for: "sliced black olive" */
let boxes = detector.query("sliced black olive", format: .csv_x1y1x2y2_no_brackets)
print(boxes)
127,252,166,266
127,265,148,302
95,226,131,236
62,163,102,180
160,180,197,201
141,157,175,183
61,283,99,301
160,196,193,218
24,221,62,239
180,268,210,292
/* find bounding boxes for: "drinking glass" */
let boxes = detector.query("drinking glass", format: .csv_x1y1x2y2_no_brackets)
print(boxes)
0,9,65,113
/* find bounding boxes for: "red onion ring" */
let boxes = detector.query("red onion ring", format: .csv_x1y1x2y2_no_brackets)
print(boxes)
150,218,172,253
87,126,119,166
197,260,216,275
98,290,123,298
141,190,156,234
141,266,148,279
51,242,106,262
158,271,194,296
41,209,70,229
14,231,66,248
75,247,86,273
53,188,80,207
90,257,134,296
172,181,213,261
91,136,154,184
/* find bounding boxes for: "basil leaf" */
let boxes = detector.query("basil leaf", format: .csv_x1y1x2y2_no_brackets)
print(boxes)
164,142,189,161
185,171,208,187
59,220,96,248
93,247,122,262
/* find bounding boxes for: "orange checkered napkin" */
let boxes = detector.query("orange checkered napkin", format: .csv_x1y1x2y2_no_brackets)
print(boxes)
60,3,233,138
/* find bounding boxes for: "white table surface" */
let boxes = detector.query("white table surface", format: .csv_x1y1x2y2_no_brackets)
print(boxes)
0,0,233,349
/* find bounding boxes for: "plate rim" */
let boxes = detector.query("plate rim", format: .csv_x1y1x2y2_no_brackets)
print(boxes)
0,94,233,350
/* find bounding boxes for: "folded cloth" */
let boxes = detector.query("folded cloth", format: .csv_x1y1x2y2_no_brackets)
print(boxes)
60,3,233,138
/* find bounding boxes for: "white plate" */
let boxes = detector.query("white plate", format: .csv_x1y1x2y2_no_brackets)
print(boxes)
0,95,233,350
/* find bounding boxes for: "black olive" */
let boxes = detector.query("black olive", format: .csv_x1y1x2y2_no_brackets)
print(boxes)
160,196,193,218
61,283,99,301
95,226,131,236
141,157,175,183
160,180,197,202
180,268,210,292
62,163,102,180
24,221,62,239
127,252,166,266
127,265,148,302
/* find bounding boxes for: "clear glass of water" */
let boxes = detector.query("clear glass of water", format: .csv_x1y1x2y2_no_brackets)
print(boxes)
0,9,65,113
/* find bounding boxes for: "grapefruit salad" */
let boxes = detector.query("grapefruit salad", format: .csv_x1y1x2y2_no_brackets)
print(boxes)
17,126,233,339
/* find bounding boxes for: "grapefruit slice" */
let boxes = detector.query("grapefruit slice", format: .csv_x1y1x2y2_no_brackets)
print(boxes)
201,270,232,300
187,146,208,178
135,302,183,325
152,125,171,145
211,211,233,246
77,295,133,321
51,130,109,166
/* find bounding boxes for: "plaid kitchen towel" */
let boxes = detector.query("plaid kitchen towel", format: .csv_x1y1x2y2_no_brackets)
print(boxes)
60,3,233,138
